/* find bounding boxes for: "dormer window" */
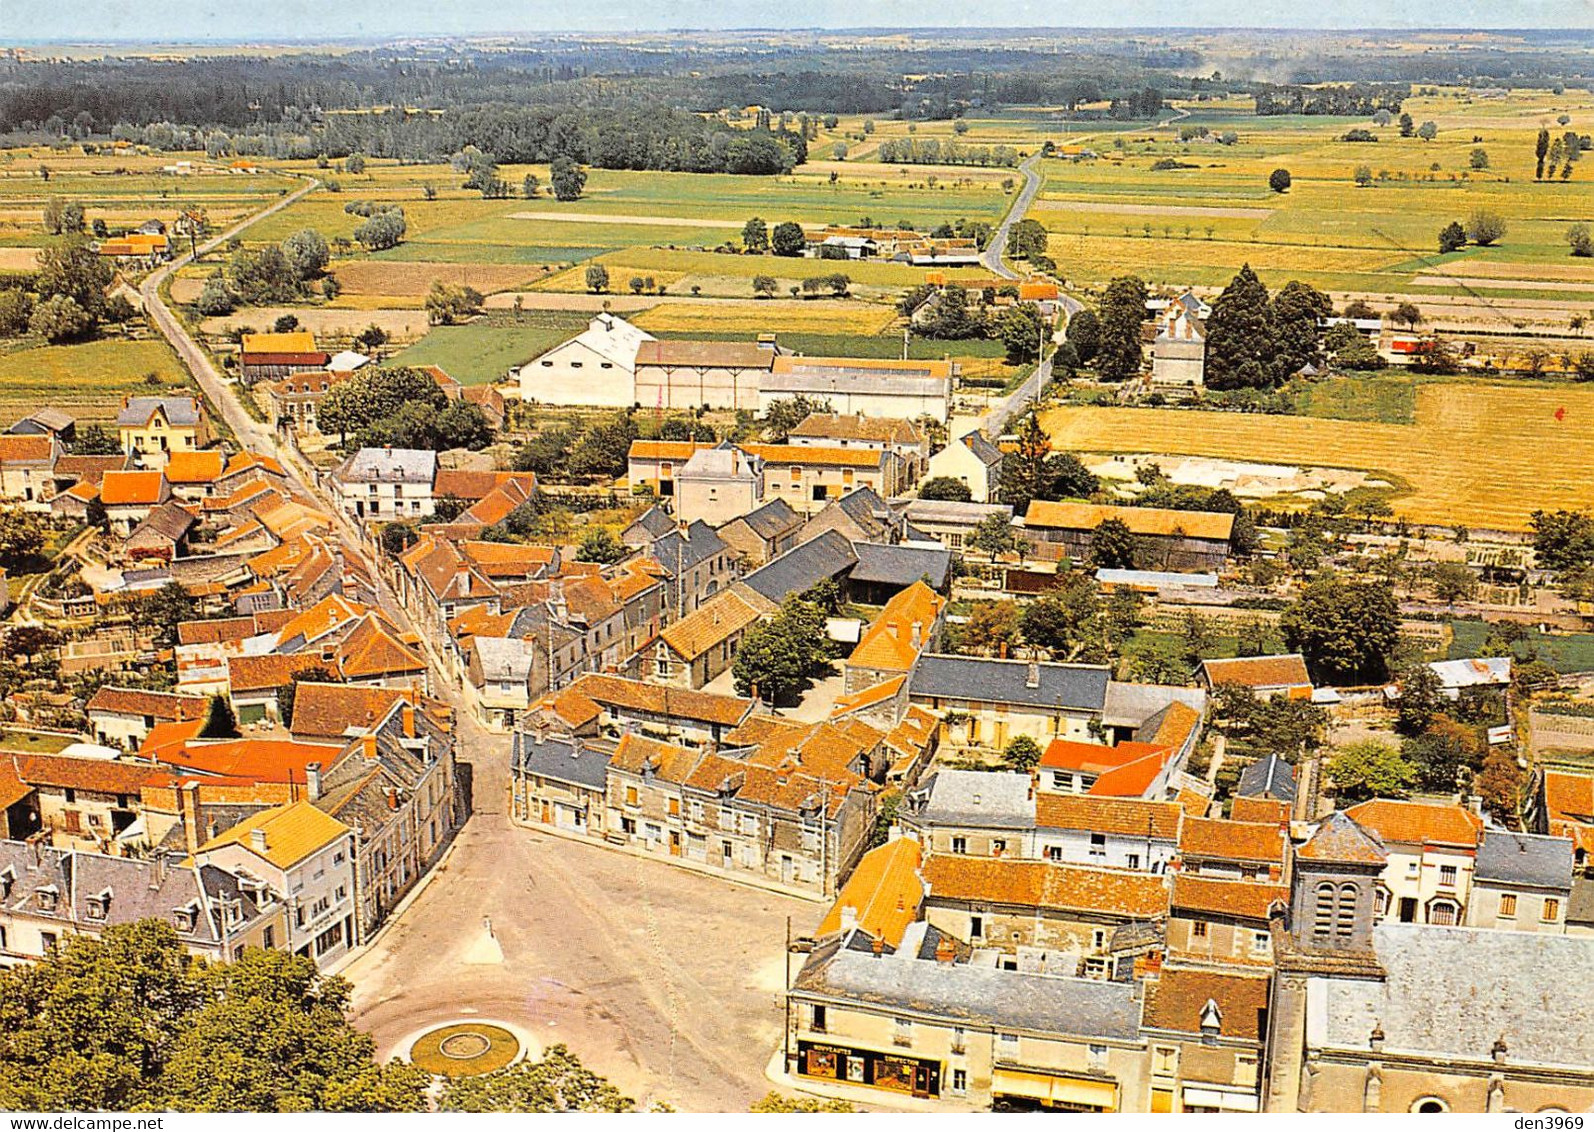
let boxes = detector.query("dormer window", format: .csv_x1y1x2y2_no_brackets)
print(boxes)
86,888,112,920
35,885,59,912
172,902,199,932
0,866,14,899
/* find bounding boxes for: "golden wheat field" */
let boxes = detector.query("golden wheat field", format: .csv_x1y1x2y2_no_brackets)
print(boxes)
1040,382,1594,531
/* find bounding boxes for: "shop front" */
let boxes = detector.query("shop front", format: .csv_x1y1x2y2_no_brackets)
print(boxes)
1179,1084,1260,1113
797,1040,942,1098
991,1067,1119,1112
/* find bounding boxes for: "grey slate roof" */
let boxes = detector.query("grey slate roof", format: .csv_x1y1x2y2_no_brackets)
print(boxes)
513,733,610,791
736,497,802,540
116,396,200,428
473,636,539,683
764,365,949,399
1571,876,1594,927
1318,923,1594,1070
741,529,857,603
905,769,1035,830
962,430,1004,467
795,943,1141,1039
650,520,728,578
1474,829,1574,891
1236,751,1297,802
911,654,1111,713
1103,681,1207,730
904,498,1013,526
336,447,437,485
623,504,676,545
850,542,950,590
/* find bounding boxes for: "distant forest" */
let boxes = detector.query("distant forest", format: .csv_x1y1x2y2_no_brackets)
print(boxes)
2,34,1593,170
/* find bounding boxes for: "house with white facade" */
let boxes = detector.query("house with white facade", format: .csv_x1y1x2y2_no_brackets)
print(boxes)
329,447,438,523
516,313,655,406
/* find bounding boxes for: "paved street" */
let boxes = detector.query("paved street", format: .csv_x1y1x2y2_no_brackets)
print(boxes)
340,736,817,1110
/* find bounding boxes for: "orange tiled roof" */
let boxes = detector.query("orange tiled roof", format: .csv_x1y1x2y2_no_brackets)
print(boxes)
1170,874,1288,921
922,854,1167,917
11,752,175,794
1543,770,1594,856
289,683,408,740
1042,738,1166,774
100,470,166,506
163,450,226,484
817,838,923,945
1024,500,1234,542
1179,816,1286,863
847,581,944,674
789,413,924,446
1345,799,1483,849
227,652,337,693
1202,654,1313,690
1087,748,1177,798
660,589,766,660
0,434,55,463
336,615,425,679
86,686,207,721
1034,794,1183,840
628,440,710,462
830,676,907,718
1230,797,1291,824
555,673,753,729
157,738,345,785
740,443,888,470
1143,967,1271,1040
609,733,700,781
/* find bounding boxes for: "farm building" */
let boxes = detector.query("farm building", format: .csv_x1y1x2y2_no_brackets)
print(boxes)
516,312,656,407
760,356,955,423
634,337,783,411
1021,500,1234,572
239,331,331,386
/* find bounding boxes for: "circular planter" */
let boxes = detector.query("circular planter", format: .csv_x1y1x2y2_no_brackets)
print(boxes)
408,1022,521,1077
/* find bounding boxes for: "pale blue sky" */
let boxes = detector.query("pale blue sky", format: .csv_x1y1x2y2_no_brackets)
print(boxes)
4,0,1592,42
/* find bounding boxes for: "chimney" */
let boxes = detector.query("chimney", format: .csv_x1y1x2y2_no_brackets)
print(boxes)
1026,657,1040,689
910,621,922,649
935,935,956,965
362,734,378,763
386,787,399,811
401,703,415,738
871,936,884,958
840,905,859,932
249,828,268,853
305,761,323,801
456,565,471,594
183,781,203,856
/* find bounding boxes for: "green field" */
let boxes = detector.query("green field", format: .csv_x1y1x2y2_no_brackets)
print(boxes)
1449,619,1594,674
246,161,1013,284
391,312,588,384
1027,87,1594,309
0,336,192,424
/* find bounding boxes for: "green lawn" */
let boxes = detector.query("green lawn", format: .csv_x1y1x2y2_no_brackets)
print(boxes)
1449,619,1594,673
392,313,587,384
0,336,192,424
0,728,79,754
1288,373,1418,423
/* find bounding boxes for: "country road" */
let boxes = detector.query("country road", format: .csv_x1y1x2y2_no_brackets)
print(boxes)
981,151,1042,280
139,176,319,454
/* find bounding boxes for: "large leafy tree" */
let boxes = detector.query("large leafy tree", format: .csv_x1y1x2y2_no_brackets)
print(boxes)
957,599,1021,656
318,367,447,444
1530,508,1594,572
997,413,1097,514
1089,517,1136,569
918,476,972,502
1095,275,1148,382
440,1045,633,1112
1270,280,1332,378
1020,573,1100,660
37,236,113,321
732,596,829,704
1064,307,1100,364
1327,739,1418,802
1204,264,1277,390
0,922,426,1112
1280,575,1400,685
282,228,330,280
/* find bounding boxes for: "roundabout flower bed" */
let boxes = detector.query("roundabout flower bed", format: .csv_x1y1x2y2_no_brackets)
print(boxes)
408,1023,521,1077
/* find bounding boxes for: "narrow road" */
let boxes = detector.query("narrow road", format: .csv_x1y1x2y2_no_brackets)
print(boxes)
139,177,319,454
981,152,1043,279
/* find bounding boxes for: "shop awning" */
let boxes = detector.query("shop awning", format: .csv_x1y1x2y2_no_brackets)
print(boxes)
1182,1086,1260,1112
992,1070,1118,1110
